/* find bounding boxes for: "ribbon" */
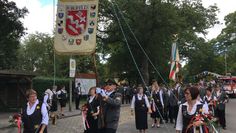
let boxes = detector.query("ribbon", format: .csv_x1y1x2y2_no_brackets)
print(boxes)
152,99,156,112
82,110,90,130
17,118,21,133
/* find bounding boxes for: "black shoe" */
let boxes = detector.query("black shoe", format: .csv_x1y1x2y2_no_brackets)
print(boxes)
222,127,227,130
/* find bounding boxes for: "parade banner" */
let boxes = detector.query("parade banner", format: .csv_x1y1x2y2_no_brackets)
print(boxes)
169,42,180,81
54,0,99,55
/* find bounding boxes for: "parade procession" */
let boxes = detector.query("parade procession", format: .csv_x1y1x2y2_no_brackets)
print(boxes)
0,0,236,133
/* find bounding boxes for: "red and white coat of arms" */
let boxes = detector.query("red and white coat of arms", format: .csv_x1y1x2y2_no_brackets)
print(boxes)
66,10,87,36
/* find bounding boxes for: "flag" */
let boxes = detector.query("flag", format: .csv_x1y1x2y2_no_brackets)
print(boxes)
54,0,99,55
169,42,180,81
69,58,76,77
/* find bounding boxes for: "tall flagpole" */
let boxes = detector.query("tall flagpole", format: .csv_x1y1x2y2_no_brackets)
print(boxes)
53,0,56,86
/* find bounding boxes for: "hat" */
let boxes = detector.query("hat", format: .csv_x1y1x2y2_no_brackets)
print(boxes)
106,79,118,86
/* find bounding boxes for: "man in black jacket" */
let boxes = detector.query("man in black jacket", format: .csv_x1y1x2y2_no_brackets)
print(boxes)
100,79,122,133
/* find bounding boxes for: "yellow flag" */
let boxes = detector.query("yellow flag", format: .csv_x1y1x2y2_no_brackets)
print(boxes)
54,0,99,55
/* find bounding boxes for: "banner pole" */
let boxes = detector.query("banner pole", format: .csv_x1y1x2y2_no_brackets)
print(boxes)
93,53,99,86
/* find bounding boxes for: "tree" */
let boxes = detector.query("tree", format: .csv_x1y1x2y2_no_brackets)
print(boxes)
17,33,98,77
17,33,54,75
98,0,219,84
210,11,236,75
0,0,28,69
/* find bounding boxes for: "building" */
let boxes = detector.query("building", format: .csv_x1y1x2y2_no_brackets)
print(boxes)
0,70,35,111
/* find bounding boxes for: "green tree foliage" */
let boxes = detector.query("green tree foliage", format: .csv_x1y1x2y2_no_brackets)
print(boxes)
210,11,236,75
0,0,28,69
98,0,219,84
17,33,98,77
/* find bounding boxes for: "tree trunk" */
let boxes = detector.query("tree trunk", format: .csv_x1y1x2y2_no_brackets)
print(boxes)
140,56,149,86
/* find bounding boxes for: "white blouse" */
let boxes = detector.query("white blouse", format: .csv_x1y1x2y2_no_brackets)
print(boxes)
176,101,209,131
131,94,150,109
26,100,49,125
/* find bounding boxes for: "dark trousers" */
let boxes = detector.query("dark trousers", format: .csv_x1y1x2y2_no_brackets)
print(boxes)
100,128,116,133
164,106,169,122
216,108,226,128
125,95,131,104
75,95,81,109
169,105,178,122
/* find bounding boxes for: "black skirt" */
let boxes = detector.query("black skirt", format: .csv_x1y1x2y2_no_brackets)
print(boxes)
135,108,148,130
151,106,163,118
50,100,58,112
84,116,99,133
59,99,66,107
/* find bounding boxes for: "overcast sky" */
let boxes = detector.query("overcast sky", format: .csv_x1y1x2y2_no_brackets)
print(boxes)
11,0,236,40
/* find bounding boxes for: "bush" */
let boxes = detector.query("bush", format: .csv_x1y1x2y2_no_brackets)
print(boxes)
32,76,70,100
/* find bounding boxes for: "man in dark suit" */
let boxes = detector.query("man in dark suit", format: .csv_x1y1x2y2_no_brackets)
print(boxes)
74,83,82,110
213,84,229,130
100,79,122,133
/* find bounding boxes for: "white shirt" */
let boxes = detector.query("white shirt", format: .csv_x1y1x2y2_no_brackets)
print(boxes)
131,94,150,109
106,90,114,96
204,95,217,102
89,96,95,103
57,89,67,99
176,101,209,131
26,100,49,125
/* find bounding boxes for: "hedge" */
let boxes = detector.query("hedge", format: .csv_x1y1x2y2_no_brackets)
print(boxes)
32,76,71,100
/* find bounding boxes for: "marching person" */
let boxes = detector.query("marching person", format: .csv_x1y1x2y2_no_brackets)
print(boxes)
176,86,209,133
168,84,179,124
100,79,122,133
50,85,58,125
213,84,228,130
84,87,100,133
131,85,152,133
57,85,67,116
203,86,217,115
150,80,164,128
43,89,53,111
22,89,49,133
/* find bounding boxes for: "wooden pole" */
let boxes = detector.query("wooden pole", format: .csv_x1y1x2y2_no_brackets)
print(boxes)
69,78,72,112
93,53,99,86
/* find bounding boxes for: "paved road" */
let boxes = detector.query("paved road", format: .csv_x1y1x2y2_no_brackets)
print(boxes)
1,99,236,133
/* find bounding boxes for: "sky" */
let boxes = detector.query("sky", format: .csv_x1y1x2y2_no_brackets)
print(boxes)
11,0,236,40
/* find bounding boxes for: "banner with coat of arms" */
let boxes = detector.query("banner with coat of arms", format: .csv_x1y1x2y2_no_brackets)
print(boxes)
54,0,99,55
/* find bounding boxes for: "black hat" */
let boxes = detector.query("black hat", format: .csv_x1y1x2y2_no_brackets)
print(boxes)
106,79,118,86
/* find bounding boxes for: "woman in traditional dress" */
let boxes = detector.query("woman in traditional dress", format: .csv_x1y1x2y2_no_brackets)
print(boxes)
84,87,100,133
131,85,152,133
57,85,67,116
22,89,49,133
203,87,217,115
50,85,58,125
176,86,209,133
150,80,164,128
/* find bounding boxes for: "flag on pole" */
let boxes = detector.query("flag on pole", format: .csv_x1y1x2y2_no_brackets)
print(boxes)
169,42,180,81
54,0,99,55
69,58,76,77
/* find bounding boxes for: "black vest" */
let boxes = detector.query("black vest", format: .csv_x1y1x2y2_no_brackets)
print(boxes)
135,94,147,112
22,101,47,133
182,104,203,133
152,91,162,107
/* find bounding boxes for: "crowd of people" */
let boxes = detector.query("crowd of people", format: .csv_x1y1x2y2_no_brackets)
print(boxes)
20,78,229,133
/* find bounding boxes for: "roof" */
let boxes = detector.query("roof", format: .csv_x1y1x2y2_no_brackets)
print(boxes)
0,70,36,78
